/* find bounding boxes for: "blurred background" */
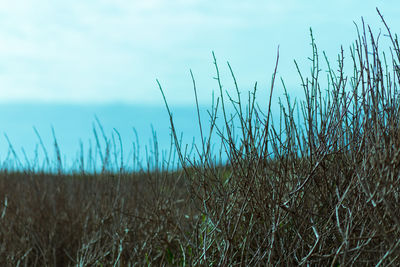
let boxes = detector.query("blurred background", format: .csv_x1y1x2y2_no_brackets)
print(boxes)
0,0,399,171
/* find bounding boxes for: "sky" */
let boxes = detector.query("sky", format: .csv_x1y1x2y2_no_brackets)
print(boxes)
0,0,399,106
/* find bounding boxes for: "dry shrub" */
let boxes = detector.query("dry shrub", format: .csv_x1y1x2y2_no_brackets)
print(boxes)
160,8,400,265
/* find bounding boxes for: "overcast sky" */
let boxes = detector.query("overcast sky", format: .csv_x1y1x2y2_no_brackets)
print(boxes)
0,0,399,105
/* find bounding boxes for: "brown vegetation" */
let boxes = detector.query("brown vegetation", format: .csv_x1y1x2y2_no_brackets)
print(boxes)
0,9,399,266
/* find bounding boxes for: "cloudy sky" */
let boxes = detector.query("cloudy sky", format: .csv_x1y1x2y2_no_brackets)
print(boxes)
0,0,399,105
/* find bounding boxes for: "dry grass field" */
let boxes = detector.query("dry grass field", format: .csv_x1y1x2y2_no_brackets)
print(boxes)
0,9,399,266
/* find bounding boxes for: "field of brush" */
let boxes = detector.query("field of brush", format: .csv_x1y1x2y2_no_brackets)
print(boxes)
1,11,400,266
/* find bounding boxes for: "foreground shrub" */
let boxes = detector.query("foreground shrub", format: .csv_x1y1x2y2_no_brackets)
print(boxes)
160,9,400,265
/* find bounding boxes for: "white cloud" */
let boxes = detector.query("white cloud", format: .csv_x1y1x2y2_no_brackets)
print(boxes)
0,1,398,104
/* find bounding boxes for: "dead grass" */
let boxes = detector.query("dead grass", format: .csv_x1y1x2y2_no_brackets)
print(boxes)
0,8,399,266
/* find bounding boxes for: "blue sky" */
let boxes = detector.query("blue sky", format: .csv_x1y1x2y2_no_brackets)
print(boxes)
0,0,399,105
